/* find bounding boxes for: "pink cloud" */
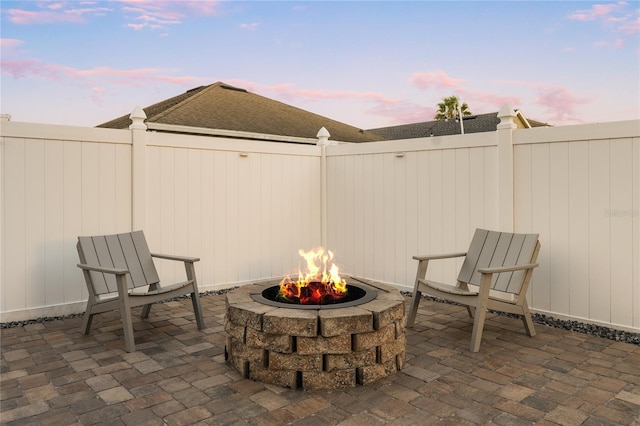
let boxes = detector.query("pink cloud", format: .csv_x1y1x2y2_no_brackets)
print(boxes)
501,80,589,124
255,83,427,126
568,2,639,36
535,87,589,124
240,22,259,30
0,38,24,49
0,59,70,80
7,1,219,29
568,3,619,21
119,0,220,29
410,72,523,117
7,8,86,24
409,71,466,89
594,39,625,48
118,0,220,16
618,17,640,35
1,57,207,89
461,91,521,112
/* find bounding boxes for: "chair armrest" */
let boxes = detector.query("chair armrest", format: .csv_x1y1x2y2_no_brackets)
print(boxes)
477,263,538,274
413,252,467,261
151,253,200,263
77,263,128,275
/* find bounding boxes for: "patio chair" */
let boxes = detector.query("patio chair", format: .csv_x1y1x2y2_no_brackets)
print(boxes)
77,230,205,352
406,228,540,352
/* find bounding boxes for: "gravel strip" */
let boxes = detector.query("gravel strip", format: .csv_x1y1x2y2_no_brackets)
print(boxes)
2,289,638,347
402,292,640,346
0,288,237,330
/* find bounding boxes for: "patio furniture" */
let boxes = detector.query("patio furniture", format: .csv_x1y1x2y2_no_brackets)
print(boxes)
76,230,205,352
406,228,540,352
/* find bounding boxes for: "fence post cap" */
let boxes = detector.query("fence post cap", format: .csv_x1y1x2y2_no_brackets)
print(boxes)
497,105,517,130
129,106,147,130
316,127,331,145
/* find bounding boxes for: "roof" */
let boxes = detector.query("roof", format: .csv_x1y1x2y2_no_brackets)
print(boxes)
368,110,550,140
97,82,385,143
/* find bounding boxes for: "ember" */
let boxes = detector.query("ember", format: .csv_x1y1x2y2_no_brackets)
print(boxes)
278,247,347,304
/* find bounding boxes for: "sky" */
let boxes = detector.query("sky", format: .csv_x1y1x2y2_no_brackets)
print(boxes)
1,1,639,130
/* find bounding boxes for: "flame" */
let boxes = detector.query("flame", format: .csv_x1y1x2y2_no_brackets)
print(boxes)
278,247,348,304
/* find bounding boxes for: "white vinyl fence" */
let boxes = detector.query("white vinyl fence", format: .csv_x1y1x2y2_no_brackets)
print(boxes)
1,111,639,333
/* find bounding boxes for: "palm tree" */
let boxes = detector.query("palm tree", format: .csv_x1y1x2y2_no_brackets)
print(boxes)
434,95,472,120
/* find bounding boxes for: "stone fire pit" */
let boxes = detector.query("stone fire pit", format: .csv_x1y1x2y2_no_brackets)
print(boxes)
224,278,406,390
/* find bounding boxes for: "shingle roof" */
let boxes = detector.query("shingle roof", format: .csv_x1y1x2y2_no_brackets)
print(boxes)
368,111,549,140
97,82,385,143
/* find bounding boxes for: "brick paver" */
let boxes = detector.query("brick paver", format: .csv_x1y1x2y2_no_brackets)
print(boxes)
1,292,640,425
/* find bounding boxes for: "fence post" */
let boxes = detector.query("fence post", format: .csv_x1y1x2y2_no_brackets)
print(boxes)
317,127,330,248
129,106,147,232
496,105,517,231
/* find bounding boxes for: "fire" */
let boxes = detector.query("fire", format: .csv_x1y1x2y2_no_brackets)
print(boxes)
278,248,348,304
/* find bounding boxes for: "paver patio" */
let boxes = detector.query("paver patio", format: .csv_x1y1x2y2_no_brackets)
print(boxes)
1,291,639,425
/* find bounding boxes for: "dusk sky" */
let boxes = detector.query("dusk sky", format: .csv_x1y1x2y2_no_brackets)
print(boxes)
1,1,639,130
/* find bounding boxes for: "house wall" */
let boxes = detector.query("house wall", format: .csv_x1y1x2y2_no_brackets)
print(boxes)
1,116,639,333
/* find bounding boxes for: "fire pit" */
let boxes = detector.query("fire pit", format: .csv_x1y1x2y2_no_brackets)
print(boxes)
224,248,406,390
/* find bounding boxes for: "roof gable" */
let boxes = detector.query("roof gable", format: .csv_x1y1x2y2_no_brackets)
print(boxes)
97,82,384,143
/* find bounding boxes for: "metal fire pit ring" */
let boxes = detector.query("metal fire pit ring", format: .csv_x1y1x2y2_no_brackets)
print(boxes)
250,281,378,310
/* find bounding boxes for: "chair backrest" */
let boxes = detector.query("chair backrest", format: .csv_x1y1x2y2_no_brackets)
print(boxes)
458,229,539,294
77,230,160,295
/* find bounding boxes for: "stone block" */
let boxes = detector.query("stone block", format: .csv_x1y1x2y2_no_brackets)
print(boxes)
245,328,293,353
228,356,249,378
318,307,373,337
302,369,356,390
325,347,377,372
352,323,396,351
250,364,298,389
357,358,397,385
360,299,405,329
224,284,263,305
263,308,318,337
349,278,398,294
226,301,276,331
227,337,267,367
297,334,351,355
379,334,407,363
269,352,322,372
223,317,245,342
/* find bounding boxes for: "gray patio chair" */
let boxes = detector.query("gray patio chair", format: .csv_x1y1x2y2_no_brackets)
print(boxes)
406,228,540,352
77,230,205,352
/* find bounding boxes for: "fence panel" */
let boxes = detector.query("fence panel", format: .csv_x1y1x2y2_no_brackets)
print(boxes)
514,122,640,330
326,135,499,290
1,124,131,318
144,134,322,290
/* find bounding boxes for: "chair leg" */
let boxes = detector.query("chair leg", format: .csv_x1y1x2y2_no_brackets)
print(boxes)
116,275,136,352
470,273,492,352
470,307,488,353
141,283,159,319
191,290,205,330
406,291,421,328
184,262,205,330
406,259,429,328
82,301,94,335
521,301,536,337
